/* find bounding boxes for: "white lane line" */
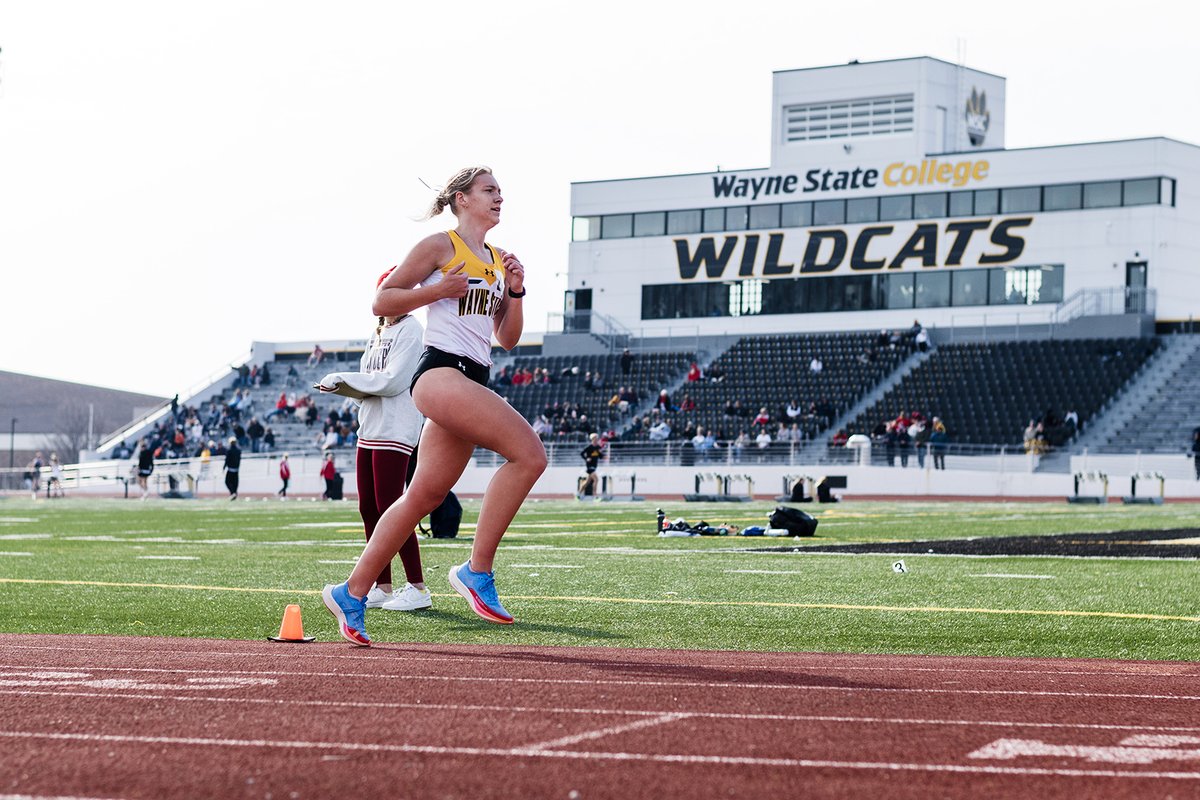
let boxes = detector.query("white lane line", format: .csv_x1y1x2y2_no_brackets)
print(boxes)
967,574,1056,580
509,564,584,569
0,793,123,800
317,559,358,565
724,569,805,575
0,663,1196,701
135,556,199,561
7,688,1200,735
0,534,51,541
1,729,1199,779
520,713,688,751
0,552,34,557
2,642,1197,679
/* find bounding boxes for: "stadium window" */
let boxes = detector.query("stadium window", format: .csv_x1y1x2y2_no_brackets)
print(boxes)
730,278,764,316
879,194,913,221
749,204,781,229
846,197,879,224
667,209,702,235
1083,181,1121,208
883,273,915,309
725,206,749,231
572,216,600,241
703,207,725,233
780,202,813,228
915,271,951,308
913,192,948,219
951,269,989,306
813,199,845,225
602,214,632,239
948,191,974,216
973,189,999,215
633,211,666,237
1122,178,1159,206
1037,264,1065,303
1001,186,1041,213
1043,183,1082,211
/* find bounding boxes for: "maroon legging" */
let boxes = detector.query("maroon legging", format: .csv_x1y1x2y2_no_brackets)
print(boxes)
356,448,423,587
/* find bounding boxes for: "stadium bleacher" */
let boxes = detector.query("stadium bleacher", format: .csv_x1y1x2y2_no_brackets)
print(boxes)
845,338,1160,446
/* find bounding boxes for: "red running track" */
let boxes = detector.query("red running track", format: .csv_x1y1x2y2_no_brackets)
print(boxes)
1,634,1199,799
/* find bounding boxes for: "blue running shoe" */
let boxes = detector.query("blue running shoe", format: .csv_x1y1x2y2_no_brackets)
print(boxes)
448,561,514,624
321,582,371,646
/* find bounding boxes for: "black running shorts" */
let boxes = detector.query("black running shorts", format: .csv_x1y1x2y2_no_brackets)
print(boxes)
411,346,491,392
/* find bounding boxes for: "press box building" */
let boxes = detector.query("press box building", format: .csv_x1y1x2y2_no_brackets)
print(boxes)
565,57,1198,339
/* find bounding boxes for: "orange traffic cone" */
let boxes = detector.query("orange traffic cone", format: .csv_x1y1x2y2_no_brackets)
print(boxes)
268,603,315,643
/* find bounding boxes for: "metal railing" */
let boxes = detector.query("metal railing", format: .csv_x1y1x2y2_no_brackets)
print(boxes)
1051,286,1156,326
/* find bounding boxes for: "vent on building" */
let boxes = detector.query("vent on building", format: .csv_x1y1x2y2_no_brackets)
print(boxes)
782,94,914,143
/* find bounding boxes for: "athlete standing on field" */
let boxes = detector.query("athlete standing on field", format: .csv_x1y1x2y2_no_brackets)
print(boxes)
323,166,547,645
317,273,431,612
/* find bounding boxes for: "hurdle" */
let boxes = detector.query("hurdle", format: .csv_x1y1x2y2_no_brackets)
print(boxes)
1123,471,1165,505
684,472,754,502
1068,471,1108,504
599,471,645,502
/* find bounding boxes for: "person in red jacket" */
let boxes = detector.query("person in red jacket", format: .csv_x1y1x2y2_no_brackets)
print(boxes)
278,454,291,499
320,453,337,500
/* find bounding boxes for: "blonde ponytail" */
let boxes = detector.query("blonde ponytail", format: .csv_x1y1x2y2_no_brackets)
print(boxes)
422,165,493,219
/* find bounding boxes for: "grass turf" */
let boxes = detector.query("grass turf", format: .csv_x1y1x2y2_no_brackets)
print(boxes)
0,497,1197,660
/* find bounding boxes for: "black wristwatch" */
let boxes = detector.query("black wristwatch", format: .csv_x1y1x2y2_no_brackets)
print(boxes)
508,287,526,298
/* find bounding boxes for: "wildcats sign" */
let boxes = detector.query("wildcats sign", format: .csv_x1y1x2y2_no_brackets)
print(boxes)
674,217,1031,279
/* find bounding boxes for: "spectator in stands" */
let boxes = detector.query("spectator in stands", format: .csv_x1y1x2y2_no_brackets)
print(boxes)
620,348,634,376
877,329,890,349
649,418,672,441
222,436,241,500
753,406,771,427
830,429,849,448
263,427,276,452
494,366,512,387
266,392,289,421
909,416,928,468
308,344,325,367
1193,429,1200,480
1023,420,1039,454
686,362,702,382
260,363,271,386
247,417,265,453
286,363,300,387
655,389,675,412
914,326,929,353
930,419,948,470
732,431,749,463
679,394,696,412
1064,409,1080,438
706,363,725,383
883,422,898,467
532,415,553,438
785,399,802,421
809,356,823,375
755,428,772,460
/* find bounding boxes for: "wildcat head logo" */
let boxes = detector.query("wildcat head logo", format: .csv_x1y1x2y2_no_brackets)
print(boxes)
965,88,990,147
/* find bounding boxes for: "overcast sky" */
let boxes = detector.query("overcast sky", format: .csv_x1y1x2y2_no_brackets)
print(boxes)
1,0,1197,398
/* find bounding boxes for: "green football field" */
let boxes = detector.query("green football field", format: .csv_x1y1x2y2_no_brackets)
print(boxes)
1,497,1197,660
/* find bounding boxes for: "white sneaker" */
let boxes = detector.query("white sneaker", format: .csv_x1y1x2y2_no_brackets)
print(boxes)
364,586,393,609
381,583,432,611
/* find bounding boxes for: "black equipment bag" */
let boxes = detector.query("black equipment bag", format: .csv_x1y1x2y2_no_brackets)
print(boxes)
328,473,344,501
426,491,462,539
768,506,818,537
